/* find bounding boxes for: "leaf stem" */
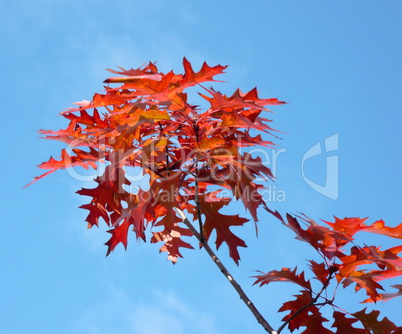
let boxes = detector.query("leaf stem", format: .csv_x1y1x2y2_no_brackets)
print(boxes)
174,208,276,334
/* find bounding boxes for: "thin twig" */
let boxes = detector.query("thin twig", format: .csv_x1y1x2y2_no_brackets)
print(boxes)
158,122,170,177
192,120,204,243
174,208,276,334
193,159,204,243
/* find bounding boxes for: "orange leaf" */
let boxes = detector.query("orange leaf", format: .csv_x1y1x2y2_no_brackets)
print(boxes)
323,217,369,238
181,57,227,87
104,74,163,83
365,219,402,239
342,272,384,302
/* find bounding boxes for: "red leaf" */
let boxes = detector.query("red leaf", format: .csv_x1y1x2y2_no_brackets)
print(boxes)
379,284,402,302
336,246,374,279
352,308,401,334
309,260,331,285
363,284,402,303
78,177,124,228
300,313,334,334
278,290,314,332
201,197,248,265
200,86,286,113
364,245,402,272
105,219,130,256
26,147,100,187
151,214,194,263
253,267,312,291
331,311,366,334
283,214,344,260
338,245,402,283
104,62,163,84
278,290,335,333
30,58,285,264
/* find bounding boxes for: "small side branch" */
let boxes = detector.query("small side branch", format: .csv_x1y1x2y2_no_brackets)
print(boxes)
174,208,276,334
193,160,204,243
158,122,170,177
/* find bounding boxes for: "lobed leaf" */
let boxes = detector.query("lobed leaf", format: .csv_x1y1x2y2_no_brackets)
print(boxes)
253,267,311,291
352,308,402,334
331,311,366,334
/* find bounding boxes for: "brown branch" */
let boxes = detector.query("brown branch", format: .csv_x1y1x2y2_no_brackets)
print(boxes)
174,208,276,334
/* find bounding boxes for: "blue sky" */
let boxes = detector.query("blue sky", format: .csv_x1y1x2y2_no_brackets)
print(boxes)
1,1,401,333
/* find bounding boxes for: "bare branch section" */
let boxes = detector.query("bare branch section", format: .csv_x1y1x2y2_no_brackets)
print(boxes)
174,208,276,334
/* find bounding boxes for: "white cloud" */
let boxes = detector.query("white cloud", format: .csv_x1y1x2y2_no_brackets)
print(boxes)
128,290,221,334
127,304,185,334
71,286,222,334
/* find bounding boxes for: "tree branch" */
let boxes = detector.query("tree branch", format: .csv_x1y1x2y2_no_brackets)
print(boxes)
174,207,276,334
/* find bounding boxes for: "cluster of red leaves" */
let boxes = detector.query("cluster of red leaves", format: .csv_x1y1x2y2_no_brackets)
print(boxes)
29,58,285,264
30,58,401,333
254,213,402,333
